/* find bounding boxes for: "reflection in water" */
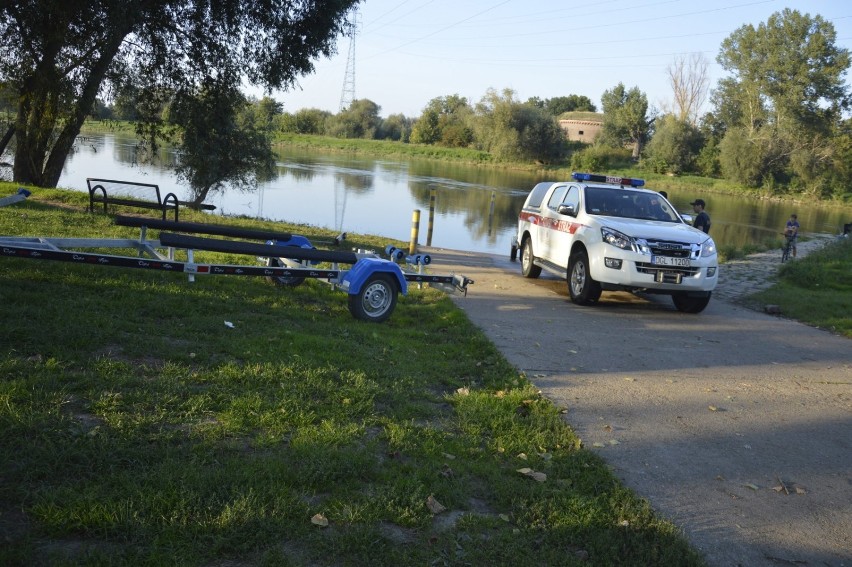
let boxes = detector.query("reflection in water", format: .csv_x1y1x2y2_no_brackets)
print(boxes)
58,131,850,255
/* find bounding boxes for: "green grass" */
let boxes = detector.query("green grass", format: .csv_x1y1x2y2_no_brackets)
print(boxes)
0,187,705,566
274,133,495,164
744,237,852,337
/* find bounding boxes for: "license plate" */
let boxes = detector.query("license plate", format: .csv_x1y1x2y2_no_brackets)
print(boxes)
652,256,690,267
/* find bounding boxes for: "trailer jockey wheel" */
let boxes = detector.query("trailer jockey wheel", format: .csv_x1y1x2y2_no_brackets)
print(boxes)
266,256,306,287
348,273,398,323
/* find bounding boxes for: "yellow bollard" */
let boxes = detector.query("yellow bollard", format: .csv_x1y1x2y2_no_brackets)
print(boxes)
409,209,421,255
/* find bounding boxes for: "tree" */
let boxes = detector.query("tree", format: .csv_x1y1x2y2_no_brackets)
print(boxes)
253,96,283,126
0,0,360,188
719,9,850,132
526,95,596,115
473,88,565,163
378,113,412,142
717,126,770,187
276,108,331,135
643,114,704,174
666,52,709,125
410,95,473,147
169,78,275,206
713,9,851,190
326,98,381,138
600,83,654,159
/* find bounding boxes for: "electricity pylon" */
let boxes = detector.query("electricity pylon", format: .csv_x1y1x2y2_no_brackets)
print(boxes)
339,10,359,111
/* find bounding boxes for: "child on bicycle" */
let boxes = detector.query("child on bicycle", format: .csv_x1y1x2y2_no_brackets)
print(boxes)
784,214,800,258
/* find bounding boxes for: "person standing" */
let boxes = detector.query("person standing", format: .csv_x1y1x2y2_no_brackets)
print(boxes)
690,199,711,233
785,213,800,257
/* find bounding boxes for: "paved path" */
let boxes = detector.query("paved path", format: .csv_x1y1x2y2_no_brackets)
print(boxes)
712,234,836,303
424,235,851,567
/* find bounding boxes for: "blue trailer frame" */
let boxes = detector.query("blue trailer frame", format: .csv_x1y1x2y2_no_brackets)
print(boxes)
0,217,473,323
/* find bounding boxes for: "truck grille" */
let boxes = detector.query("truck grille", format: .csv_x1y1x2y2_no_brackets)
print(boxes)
635,239,702,278
635,263,701,277
645,239,698,259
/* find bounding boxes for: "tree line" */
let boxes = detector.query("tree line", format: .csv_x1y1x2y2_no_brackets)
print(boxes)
1,3,850,203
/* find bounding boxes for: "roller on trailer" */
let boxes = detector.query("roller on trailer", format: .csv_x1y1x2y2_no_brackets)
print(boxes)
0,188,31,207
0,217,472,323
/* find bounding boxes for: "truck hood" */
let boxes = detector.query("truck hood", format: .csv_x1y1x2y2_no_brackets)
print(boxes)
597,218,711,244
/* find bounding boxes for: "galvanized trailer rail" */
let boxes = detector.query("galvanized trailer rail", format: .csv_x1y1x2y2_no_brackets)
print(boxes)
0,218,473,323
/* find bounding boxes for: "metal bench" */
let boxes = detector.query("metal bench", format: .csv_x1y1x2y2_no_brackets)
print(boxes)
87,178,215,221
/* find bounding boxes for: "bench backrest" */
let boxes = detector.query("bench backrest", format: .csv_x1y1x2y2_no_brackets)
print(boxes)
87,178,164,204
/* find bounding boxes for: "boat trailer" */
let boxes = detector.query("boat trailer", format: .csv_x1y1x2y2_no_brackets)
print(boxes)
0,215,473,323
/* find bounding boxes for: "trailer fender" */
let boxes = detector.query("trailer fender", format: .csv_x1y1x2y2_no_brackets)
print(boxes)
267,236,319,266
342,258,408,295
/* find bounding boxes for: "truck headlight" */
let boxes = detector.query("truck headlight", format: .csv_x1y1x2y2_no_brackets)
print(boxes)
601,227,634,250
700,238,717,258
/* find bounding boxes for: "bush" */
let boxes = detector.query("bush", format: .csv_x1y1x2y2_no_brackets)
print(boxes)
570,145,633,172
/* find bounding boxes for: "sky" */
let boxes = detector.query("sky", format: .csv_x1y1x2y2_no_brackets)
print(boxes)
265,0,852,118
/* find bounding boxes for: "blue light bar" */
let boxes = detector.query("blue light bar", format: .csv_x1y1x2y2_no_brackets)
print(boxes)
571,172,645,187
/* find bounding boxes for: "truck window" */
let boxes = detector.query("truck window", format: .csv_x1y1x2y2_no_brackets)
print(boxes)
546,186,568,210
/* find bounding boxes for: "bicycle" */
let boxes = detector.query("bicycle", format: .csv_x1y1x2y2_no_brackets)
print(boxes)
781,233,795,263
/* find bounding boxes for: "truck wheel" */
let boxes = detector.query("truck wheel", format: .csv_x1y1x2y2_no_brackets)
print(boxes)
672,292,711,313
348,273,398,322
521,238,542,278
568,250,601,305
265,256,305,287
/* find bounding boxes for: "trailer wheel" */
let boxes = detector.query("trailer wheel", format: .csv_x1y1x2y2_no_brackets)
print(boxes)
265,256,305,287
348,273,398,322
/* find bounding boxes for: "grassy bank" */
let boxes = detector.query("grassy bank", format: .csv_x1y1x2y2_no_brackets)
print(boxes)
274,133,496,164
744,237,852,337
0,187,704,566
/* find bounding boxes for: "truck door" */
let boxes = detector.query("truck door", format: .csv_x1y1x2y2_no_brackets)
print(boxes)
549,185,580,268
539,184,568,259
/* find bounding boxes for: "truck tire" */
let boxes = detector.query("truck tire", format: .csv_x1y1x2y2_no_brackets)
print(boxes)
672,292,711,314
521,238,542,278
568,250,601,305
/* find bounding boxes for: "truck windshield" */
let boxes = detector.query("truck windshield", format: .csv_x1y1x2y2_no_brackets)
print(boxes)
583,187,680,222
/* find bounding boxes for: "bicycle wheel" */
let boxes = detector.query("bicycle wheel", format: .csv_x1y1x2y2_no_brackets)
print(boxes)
781,241,791,263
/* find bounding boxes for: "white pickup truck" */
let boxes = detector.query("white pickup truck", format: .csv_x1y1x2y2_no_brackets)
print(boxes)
512,173,718,313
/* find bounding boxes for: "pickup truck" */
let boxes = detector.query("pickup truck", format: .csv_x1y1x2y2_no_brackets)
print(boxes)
512,173,718,313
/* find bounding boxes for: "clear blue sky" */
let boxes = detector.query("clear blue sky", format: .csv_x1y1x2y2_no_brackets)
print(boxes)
267,0,852,118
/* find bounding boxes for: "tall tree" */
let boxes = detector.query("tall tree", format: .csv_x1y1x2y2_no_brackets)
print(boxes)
600,83,653,159
0,0,359,188
666,52,709,125
714,9,851,189
719,9,849,132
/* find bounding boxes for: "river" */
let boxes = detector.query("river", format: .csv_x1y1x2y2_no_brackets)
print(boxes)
57,131,849,256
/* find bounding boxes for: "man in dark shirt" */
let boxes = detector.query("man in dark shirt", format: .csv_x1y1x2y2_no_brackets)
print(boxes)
691,199,711,233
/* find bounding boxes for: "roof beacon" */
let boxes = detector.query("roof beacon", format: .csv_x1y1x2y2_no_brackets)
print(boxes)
571,172,645,188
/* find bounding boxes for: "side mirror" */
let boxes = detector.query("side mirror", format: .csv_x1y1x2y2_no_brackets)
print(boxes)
557,203,577,217
680,213,694,224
